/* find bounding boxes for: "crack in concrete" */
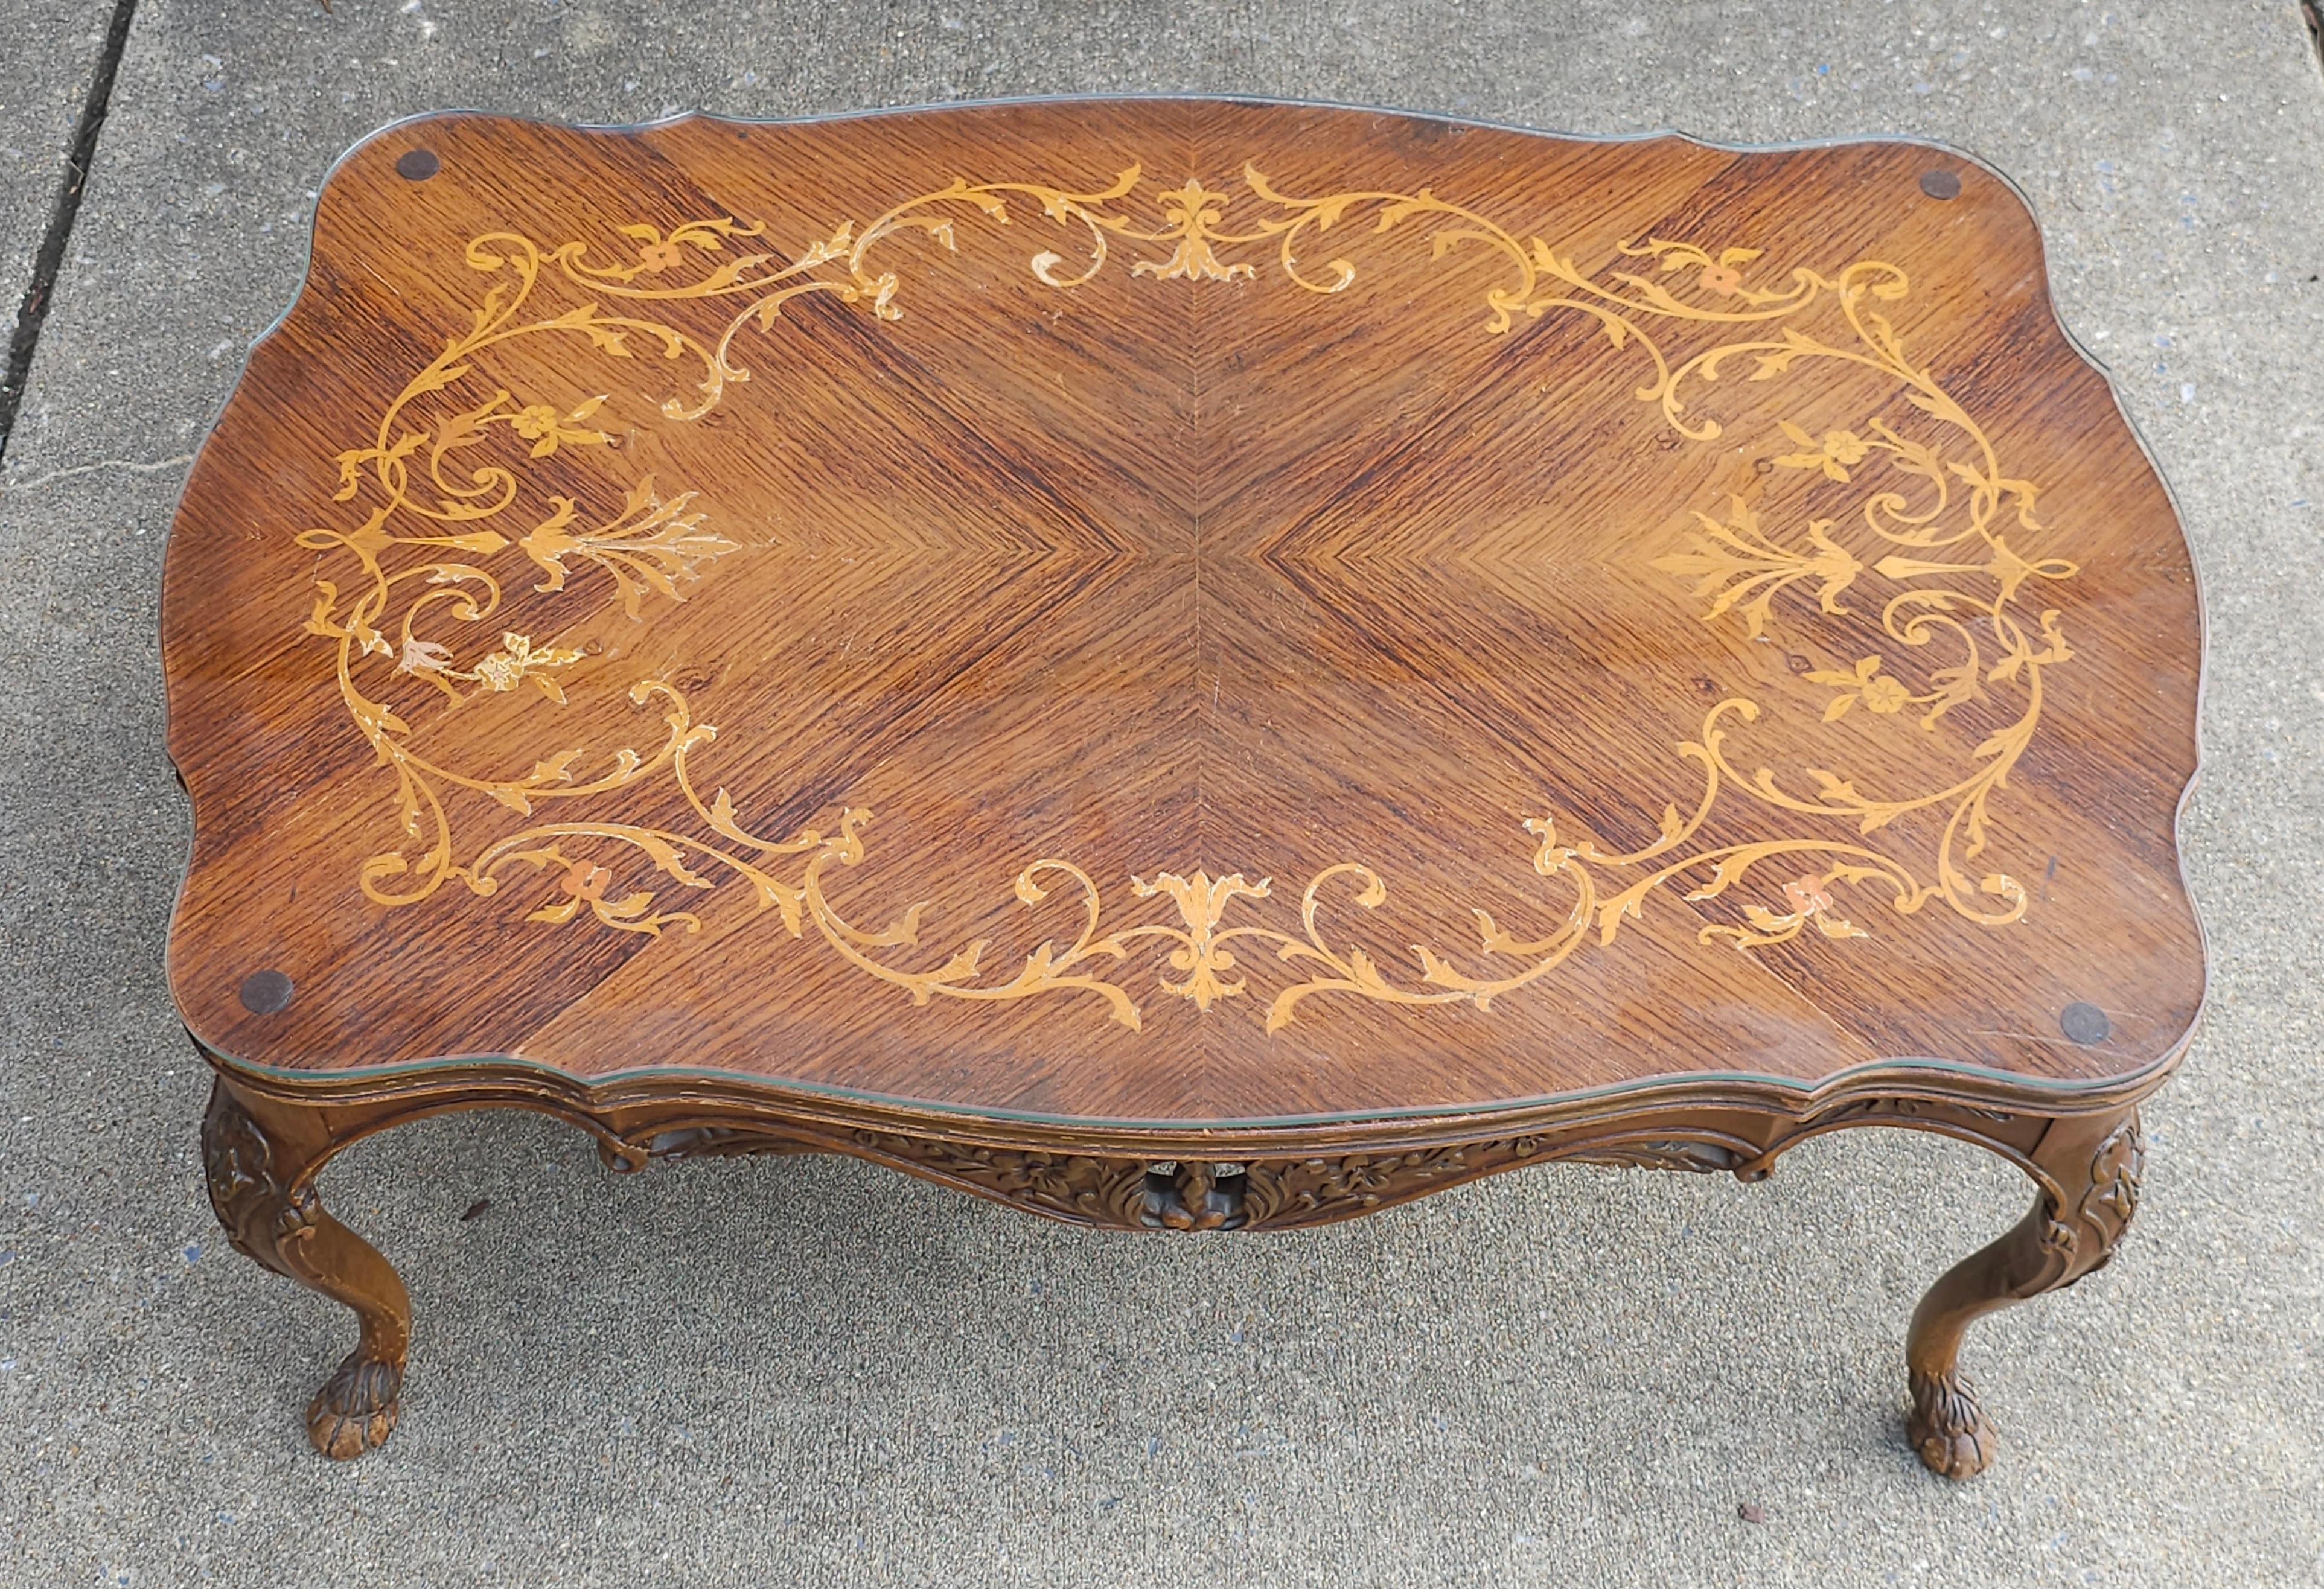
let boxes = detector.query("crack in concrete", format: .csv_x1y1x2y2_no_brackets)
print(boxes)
0,452,194,497
0,0,142,466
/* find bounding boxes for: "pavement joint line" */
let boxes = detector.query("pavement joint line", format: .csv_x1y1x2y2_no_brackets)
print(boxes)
0,0,140,465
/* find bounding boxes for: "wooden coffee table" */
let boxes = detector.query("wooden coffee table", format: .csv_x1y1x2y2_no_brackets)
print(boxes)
165,100,2204,1475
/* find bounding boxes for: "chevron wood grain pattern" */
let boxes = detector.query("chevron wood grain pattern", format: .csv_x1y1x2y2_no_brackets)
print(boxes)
164,100,2203,1127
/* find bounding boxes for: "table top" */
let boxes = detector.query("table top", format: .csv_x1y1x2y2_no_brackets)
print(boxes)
162,99,2204,1129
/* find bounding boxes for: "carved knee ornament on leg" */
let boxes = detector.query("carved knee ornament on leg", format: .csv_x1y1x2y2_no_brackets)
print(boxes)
203,1079,413,1459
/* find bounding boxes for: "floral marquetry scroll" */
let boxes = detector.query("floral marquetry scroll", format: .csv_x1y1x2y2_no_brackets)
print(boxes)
290,151,2078,1036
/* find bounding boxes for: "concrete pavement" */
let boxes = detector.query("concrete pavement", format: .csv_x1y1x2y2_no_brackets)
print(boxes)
1,2,2319,1584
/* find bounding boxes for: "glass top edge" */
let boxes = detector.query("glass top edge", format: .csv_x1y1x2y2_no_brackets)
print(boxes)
193,1037,2188,1132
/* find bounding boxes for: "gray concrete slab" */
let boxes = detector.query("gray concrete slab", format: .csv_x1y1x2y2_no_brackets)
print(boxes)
0,4,110,377
1,1,2320,1584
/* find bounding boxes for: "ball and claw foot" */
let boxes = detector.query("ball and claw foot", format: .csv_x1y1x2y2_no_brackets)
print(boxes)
1908,1366,1997,1480
307,1353,403,1460
1899,1110,2144,1478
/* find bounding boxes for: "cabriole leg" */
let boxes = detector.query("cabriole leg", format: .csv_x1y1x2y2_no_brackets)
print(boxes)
202,1075,413,1459
1904,1107,2143,1479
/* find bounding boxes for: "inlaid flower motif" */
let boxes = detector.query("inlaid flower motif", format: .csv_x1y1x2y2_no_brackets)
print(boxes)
1643,242,1761,299
519,850,699,935
468,632,585,703
1774,419,1871,482
559,858,612,905
1778,877,1868,939
1703,872,1874,949
507,395,611,458
1808,655,1910,719
1697,260,1745,295
1861,673,1909,713
607,219,753,279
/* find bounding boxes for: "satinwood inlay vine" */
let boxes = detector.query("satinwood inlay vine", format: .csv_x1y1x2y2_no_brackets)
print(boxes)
298,162,2076,1031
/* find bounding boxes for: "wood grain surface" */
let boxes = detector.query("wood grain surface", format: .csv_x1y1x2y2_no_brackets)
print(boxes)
162,100,2204,1126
